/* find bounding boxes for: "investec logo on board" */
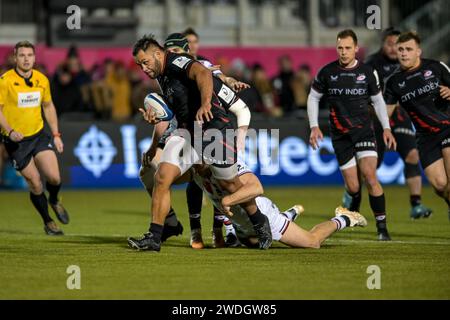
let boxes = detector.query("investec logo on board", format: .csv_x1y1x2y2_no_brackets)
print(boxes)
73,124,405,184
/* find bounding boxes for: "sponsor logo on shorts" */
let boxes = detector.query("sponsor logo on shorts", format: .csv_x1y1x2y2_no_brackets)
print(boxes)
442,138,450,147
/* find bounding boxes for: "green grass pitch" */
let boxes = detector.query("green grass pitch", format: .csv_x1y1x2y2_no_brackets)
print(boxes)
0,186,449,299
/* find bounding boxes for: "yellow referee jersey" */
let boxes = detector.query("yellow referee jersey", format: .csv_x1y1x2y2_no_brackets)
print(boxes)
0,69,52,137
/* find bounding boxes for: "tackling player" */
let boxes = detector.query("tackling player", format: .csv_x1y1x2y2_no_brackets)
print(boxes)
307,30,396,241
189,161,368,249
0,41,69,235
384,31,450,219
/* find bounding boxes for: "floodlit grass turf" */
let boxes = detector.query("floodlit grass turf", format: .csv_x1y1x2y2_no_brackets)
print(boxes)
0,186,449,300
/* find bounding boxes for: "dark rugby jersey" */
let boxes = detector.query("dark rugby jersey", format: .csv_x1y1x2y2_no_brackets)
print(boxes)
312,60,381,134
366,51,411,127
366,51,399,87
158,52,239,131
384,59,450,134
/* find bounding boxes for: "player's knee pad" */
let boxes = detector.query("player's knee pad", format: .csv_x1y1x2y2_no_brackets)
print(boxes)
404,163,421,179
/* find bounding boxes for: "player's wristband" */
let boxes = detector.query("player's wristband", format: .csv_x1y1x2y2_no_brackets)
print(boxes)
52,132,62,138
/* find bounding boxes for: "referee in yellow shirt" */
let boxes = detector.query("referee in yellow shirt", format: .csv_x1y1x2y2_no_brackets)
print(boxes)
0,41,69,235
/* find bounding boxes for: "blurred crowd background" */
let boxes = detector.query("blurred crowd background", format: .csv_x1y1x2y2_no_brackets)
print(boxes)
0,45,315,121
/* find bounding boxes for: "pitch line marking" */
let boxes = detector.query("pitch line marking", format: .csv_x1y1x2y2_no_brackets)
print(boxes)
66,234,450,246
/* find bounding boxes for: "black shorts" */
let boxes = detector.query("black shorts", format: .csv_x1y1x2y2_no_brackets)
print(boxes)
199,122,237,169
2,130,54,171
332,127,378,167
417,129,450,170
374,108,417,167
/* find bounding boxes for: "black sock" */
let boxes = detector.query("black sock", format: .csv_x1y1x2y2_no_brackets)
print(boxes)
248,208,266,226
149,223,163,242
186,180,203,230
164,207,178,227
213,207,224,229
369,194,387,229
348,189,362,212
46,182,61,205
30,192,53,224
410,195,421,207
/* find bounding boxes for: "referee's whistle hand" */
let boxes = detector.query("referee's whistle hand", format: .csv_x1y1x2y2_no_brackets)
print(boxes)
309,127,323,150
54,136,64,154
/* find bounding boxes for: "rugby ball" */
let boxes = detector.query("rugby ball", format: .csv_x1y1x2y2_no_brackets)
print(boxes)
143,93,174,121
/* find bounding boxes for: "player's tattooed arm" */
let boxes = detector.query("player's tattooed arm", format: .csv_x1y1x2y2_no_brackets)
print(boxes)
188,62,214,122
217,73,250,92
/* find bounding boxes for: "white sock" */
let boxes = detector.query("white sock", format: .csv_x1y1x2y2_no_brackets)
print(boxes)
223,217,236,236
331,216,348,231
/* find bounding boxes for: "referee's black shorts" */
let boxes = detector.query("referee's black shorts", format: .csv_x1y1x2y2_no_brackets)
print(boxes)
2,130,54,171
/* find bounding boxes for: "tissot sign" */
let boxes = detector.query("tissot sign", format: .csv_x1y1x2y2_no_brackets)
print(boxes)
57,119,408,188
